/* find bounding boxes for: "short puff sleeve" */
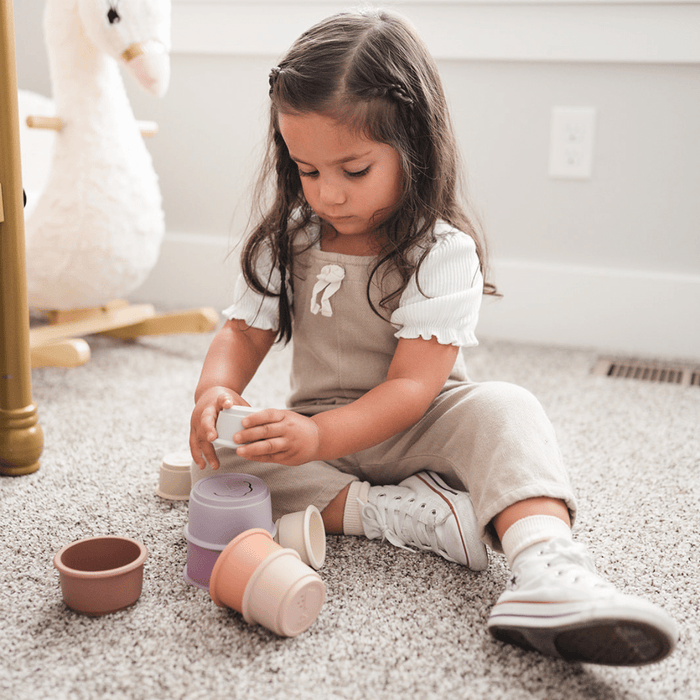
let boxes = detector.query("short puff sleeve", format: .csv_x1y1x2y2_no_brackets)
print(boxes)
222,246,283,331
390,225,483,347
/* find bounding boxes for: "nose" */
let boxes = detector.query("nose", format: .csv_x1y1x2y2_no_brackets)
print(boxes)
318,175,346,206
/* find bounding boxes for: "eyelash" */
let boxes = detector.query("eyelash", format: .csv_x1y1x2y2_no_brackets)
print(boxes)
297,166,370,179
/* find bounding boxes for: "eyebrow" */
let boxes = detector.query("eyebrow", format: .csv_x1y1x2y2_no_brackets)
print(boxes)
290,150,372,167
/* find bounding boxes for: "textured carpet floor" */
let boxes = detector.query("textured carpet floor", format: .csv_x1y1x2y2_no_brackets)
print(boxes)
1,329,698,700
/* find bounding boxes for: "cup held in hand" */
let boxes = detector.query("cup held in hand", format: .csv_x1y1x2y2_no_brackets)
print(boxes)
214,405,260,448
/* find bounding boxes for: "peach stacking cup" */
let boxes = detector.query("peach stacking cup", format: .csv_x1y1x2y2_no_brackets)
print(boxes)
209,529,279,612
53,536,148,616
209,528,325,637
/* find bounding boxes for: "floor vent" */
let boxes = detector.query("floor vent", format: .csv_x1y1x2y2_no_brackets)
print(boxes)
592,358,700,387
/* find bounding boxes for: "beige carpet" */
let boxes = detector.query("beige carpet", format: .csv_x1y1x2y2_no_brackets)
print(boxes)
1,329,698,700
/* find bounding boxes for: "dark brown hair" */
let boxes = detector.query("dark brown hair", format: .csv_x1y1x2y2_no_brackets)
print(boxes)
242,9,496,344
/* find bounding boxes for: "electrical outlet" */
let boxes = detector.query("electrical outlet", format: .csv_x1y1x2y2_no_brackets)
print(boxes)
549,107,596,180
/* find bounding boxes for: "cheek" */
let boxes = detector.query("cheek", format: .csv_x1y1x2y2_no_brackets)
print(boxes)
379,173,403,209
382,158,404,207
298,180,315,204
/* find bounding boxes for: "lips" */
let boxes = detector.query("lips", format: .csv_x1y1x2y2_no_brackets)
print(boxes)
323,215,354,225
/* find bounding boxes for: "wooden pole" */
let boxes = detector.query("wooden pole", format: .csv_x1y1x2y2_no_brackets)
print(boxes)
0,0,43,475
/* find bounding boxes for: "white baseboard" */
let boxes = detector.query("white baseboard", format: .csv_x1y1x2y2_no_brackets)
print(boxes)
132,233,700,361
479,259,700,361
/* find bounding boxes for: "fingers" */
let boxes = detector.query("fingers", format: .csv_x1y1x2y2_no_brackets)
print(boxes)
233,408,285,442
238,408,284,430
190,389,244,471
233,411,320,466
217,392,237,411
189,429,220,470
236,437,287,462
191,406,312,469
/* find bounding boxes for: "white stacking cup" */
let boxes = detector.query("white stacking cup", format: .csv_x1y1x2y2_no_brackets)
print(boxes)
213,405,260,449
273,505,326,570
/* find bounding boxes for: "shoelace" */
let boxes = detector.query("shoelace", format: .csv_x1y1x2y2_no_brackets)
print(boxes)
361,494,452,559
528,538,612,588
539,538,597,572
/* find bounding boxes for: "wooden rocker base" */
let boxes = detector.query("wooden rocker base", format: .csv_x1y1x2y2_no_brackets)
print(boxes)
30,300,219,368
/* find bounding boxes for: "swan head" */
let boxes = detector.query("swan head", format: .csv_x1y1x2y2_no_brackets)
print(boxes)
78,0,171,97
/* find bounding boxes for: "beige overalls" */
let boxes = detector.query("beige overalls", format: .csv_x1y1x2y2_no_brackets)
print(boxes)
192,244,576,551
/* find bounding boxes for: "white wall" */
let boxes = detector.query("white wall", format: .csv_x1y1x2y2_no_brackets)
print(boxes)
14,1,700,360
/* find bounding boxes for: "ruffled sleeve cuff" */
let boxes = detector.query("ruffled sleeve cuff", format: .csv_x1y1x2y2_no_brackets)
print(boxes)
222,265,281,332
393,325,479,348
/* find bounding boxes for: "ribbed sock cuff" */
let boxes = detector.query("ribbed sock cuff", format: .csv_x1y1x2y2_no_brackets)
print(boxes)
342,481,371,536
501,515,572,568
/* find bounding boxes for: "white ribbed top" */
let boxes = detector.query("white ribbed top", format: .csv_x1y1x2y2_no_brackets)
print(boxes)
223,220,483,347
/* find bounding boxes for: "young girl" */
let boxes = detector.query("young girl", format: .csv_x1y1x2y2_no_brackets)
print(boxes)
190,9,678,666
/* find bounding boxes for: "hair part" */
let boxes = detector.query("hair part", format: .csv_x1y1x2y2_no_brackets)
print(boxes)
242,9,497,345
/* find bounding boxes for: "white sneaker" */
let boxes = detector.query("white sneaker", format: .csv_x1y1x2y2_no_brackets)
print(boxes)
487,538,679,666
360,471,488,570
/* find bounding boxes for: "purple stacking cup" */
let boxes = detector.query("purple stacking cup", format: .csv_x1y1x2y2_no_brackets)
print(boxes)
183,474,276,589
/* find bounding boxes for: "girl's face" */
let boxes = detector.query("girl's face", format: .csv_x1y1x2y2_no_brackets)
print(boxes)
278,111,403,254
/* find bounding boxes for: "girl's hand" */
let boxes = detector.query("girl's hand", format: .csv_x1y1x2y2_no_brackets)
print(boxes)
190,386,248,470
234,409,321,467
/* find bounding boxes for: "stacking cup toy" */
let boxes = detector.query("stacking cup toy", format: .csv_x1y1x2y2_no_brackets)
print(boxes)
183,473,276,589
209,529,326,637
213,405,260,449
53,536,148,616
274,505,326,569
156,451,192,500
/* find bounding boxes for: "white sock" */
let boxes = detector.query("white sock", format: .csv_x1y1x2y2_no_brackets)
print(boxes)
342,481,371,536
501,515,572,568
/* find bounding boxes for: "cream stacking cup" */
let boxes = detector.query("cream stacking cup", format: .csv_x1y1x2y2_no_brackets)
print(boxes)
209,529,326,637
274,505,326,570
183,473,276,589
156,451,192,500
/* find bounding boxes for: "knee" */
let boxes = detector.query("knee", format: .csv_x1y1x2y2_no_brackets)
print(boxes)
470,381,548,427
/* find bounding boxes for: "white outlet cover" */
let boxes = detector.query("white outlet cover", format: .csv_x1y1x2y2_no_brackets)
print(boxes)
549,107,596,180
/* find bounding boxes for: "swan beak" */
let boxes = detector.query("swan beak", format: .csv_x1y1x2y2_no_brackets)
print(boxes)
122,40,170,98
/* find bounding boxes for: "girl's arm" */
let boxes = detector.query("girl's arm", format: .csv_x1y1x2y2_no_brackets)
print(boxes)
190,319,276,469
234,336,459,466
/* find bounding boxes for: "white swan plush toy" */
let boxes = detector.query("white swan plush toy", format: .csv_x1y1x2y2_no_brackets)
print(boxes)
22,0,171,310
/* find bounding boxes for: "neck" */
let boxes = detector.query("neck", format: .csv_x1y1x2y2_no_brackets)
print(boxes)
320,223,385,257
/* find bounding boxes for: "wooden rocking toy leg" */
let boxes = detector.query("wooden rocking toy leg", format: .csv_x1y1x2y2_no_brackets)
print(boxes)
29,301,218,367
100,307,219,340
30,339,91,369
30,300,157,350
0,0,43,474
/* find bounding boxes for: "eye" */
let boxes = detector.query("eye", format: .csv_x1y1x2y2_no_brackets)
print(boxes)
297,168,318,178
107,2,121,24
346,167,370,178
